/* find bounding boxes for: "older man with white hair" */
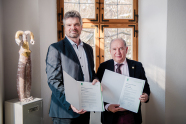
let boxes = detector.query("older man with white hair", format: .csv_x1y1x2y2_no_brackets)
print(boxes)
97,38,150,124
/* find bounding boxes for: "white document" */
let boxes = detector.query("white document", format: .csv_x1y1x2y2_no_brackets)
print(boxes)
63,70,104,111
101,69,145,113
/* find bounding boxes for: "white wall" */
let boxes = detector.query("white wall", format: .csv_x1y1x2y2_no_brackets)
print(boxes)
38,0,57,123
1,0,52,123
0,0,4,123
2,0,41,101
138,0,167,124
166,0,186,123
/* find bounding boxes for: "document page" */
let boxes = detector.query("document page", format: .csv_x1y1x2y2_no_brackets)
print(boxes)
118,77,145,113
63,70,104,111
79,82,104,111
101,69,125,104
63,70,80,109
101,69,145,113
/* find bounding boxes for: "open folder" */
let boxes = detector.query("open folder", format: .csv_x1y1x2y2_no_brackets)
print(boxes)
101,69,145,113
63,70,104,111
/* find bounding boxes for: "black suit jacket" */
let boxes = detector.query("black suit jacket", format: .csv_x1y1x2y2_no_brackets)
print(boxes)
97,59,150,124
46,37,96,118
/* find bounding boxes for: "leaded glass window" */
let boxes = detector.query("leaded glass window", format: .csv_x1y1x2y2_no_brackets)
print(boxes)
57,0,138,70
104,0,133,19
64,0,95,18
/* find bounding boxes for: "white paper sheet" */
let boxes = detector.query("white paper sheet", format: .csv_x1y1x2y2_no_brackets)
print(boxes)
118,77,145,113
63,71,80,109
101,69,125,104
101,69,145,113
79,81,104,111
63,70,104,111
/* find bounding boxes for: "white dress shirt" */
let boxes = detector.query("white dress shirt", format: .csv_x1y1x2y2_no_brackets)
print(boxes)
66,36,90,82
105,58,129,110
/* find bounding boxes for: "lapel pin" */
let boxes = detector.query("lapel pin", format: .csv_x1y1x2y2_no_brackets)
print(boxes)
132,66,134,69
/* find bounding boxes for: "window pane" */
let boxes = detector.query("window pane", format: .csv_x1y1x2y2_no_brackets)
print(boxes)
64,0,79,2
105,0,117,4
64,0,95,19
64,3,79,14
80,28,95,61
118,0,132,4
104,5,117,19
80,0,94,3
104,28,117,61
104,0,133,19
80,4,95,18
104,28,132,61
118,28,132,47
118,5,132,19
127,46,132,59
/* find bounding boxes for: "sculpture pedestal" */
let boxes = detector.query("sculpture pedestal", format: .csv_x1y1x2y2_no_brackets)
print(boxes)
5,98,43,124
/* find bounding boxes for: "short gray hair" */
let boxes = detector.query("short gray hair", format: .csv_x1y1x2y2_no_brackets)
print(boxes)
110,38,127,48
63,10,82,26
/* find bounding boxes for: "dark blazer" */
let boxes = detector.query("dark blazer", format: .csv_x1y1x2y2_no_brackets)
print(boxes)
97,59,150,124
46,37,96,118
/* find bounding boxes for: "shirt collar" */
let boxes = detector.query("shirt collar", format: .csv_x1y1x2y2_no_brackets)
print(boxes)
114,58,127,66
66,36,83,46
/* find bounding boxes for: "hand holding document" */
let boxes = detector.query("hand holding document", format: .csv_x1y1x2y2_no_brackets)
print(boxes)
63,70,104,111
101,69,145,113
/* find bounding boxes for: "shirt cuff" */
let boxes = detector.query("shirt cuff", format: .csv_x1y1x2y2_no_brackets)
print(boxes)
105,104,111,111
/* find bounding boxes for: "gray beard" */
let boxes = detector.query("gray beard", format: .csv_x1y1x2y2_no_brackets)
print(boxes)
69,34,79,38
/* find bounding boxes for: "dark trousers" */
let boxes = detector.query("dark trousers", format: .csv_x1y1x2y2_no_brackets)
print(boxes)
52,113,90,124
112,111,135,124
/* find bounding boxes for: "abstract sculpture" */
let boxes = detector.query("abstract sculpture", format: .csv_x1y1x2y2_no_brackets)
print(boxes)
15,30,35,102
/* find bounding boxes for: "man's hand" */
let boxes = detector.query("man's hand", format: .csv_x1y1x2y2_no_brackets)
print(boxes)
108,104,127,113
92,79,103,91
117,107,127,112
92,79,99,85
139,93,148,103
70,105,86,114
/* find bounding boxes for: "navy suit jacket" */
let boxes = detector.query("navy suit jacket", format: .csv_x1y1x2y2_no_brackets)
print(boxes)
46,37,96,118
97,59,150,124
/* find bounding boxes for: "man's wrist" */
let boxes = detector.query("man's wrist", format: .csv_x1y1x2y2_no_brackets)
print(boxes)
105,104,110,111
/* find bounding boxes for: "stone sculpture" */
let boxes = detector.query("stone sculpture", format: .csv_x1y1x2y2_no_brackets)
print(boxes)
15,30,35,102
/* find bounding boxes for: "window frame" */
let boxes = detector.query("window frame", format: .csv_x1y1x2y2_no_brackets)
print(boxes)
57,0,138,71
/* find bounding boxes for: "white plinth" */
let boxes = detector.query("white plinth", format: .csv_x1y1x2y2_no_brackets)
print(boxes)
5,98,43,124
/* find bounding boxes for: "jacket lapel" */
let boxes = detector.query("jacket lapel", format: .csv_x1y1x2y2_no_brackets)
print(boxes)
108,59,115,72
63,37,81,66
60,37,84,81
127,58,135,77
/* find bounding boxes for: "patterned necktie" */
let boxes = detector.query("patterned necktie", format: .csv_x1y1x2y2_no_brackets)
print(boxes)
116,64,123,74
